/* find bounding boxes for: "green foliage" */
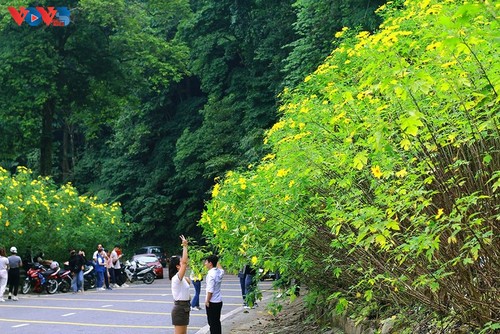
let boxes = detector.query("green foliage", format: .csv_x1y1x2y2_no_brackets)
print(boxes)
199,0,499,330
0,0,190,178
282,0,385,87
0,167,131,260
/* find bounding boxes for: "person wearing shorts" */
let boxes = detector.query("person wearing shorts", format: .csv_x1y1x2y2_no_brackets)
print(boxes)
169,235,191,334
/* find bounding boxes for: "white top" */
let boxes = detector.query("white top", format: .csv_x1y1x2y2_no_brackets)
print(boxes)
172,273,190,301
110,250,120,269
0,256,9,271
206,267,224,303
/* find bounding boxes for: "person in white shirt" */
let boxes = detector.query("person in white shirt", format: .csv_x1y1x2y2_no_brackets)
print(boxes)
204,254,224,334
169,235,191,334
0,247,10,302
110,246,122,288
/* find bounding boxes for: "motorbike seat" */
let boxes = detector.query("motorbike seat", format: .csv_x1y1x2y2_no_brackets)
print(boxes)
42,268,58,276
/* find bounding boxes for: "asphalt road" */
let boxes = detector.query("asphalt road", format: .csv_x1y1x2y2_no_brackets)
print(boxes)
0,272,274,334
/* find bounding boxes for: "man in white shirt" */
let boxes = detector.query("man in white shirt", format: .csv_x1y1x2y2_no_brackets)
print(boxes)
110,245,122,288
204,254,224,334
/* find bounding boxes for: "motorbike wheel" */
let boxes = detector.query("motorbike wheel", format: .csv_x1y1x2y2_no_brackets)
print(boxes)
84,276,96,291
143,272,155,284
120,272,128,285
59,277,72,293
22,279,31,294
46,279,59,294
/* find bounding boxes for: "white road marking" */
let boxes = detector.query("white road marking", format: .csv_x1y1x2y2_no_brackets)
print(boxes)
12,324,29,328
62,313,76,317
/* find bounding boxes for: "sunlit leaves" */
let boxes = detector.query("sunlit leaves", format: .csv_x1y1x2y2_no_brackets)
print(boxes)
400,113,424,137
0,167,130,259
199,0,499,328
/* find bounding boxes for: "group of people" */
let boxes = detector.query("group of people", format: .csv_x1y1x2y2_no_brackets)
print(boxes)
0,246,23,302
67,243,129,293
91,244,128,291
1,239,232,334
169,235,225,334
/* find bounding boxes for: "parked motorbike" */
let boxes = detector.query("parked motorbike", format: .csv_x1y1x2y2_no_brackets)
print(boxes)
55,265,73,293
83,264,96,291
22,262,59,294
123,260,155,284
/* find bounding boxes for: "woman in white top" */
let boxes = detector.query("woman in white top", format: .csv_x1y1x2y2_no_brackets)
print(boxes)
168,235,191,334
0,247,10,302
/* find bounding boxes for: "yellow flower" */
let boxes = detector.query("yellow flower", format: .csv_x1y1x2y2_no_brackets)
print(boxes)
376,105,389,112
371,165,383,179
212,183,220,198
441,61,457,68
5,220,10,227
277,169,289,177
251,256,258,265
426,41,442,51
220,220,227,231
262,153,276,161
335,27,348,38
435,208,444,219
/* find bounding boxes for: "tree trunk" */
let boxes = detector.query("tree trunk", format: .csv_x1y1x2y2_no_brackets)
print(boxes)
40,99,55,176
61,122,76,182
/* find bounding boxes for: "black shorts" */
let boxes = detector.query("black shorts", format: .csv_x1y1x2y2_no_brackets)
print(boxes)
172,300,190,326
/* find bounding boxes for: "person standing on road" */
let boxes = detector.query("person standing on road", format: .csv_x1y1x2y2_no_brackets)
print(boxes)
7,246,22,301
0,247,10,302
94,247,107,291
110,245,122,288
204,254,224,334
169,235,191,334
238,264,257,308
190,264,203,311
104,249,113,290
69,249,85,293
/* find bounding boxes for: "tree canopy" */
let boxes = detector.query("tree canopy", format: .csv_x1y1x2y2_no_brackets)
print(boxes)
199,0,499,331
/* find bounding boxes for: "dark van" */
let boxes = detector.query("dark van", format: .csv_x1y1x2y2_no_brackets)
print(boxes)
134,246,167,267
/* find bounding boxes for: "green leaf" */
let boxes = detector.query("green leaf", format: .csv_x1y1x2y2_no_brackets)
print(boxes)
400,113,424,137
353,151,368,170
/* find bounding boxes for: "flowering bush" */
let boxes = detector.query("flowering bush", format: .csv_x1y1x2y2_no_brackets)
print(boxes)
200,0,499,330
0,166,131,260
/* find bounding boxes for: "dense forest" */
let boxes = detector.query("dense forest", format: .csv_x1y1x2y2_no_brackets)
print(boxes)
0,0,384,251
